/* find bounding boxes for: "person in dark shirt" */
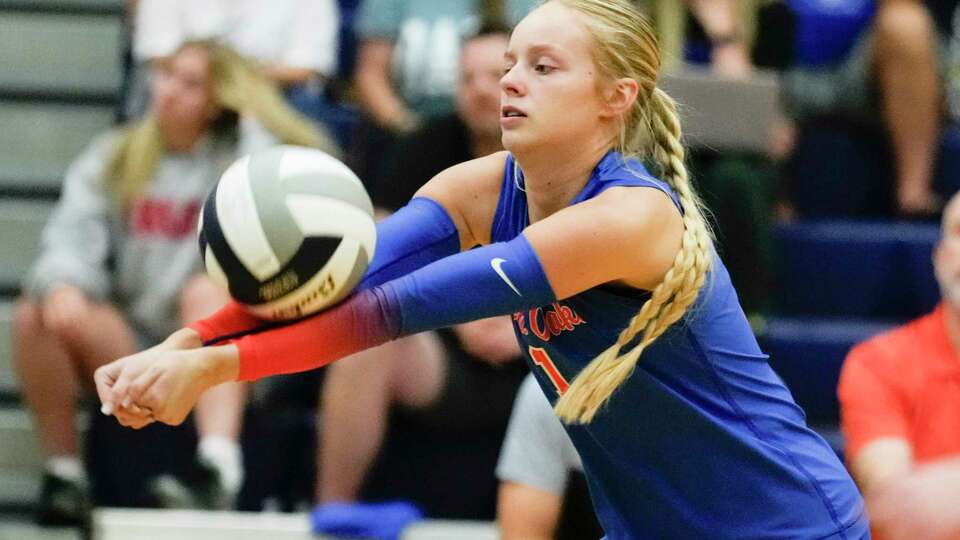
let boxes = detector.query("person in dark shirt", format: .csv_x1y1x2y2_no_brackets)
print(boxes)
371,27,506,211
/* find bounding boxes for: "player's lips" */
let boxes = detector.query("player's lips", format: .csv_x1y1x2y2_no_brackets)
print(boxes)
501,105,527,118
501,105,527,127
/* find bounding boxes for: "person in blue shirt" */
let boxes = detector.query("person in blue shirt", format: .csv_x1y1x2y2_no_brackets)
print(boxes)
95,1,869,537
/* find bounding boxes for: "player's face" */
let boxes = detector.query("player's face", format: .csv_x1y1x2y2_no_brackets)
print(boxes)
458,34,509,141
935,197,960,307
500,2,608,152
151,45,216,134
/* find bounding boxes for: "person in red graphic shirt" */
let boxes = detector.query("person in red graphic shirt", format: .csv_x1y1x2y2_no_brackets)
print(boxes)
12,40,331,526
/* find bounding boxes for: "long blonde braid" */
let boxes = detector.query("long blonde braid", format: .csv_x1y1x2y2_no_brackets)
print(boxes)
552,1,714,424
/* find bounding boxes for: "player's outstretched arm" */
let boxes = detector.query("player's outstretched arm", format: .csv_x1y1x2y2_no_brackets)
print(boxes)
186,152,509,346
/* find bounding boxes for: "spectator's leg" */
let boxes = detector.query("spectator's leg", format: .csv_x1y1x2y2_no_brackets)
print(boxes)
13,294,139,523
12,297,82,460
873,1,942,215
177,275,246,498
316,332,445,502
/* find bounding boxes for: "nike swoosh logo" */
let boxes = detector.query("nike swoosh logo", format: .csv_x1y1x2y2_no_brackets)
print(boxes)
491,258,522,296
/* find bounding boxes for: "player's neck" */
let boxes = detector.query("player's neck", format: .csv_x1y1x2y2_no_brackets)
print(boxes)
516,141,611,223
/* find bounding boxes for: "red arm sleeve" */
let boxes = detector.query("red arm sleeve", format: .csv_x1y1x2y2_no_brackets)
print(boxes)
231,288,399,381
187,301,265,344
838,341,910,461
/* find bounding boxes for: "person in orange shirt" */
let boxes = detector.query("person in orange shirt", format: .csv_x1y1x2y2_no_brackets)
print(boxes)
839,191,960,540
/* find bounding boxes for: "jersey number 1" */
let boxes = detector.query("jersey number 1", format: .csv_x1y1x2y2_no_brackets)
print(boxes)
529,346,569,395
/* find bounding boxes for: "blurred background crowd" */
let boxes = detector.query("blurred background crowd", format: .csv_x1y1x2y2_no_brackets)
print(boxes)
1,0,959,539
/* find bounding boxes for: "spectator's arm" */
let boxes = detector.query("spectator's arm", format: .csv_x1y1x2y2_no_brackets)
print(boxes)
453,316,521,366
868,457,960,540
684,0,751,77
838,343,914,495
262,66,317,87
850,438,912,495
355,40,418,132
23,133,117,302
497,481,563,540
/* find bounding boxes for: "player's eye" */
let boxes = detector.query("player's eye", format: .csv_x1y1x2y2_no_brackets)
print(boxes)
534,63,556,75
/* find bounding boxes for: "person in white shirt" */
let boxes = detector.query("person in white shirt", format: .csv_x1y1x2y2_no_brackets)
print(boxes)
126,0,339,119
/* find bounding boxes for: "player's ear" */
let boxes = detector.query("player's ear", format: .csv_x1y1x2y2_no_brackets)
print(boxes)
600,77,639,119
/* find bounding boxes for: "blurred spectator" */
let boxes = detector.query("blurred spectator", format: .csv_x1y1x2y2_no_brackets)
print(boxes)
783,0,960,218
838,191,960,540
643,0,785,314
127,0,340,126
496,375,602,540
643,0,757,76
370,23,506,209
311,28,527,533
349,0,537,197
12,41,329,525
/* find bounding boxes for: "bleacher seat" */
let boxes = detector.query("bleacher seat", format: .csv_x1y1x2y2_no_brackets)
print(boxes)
0,301,15,396
790,122,960,218
0,0,122,10
0,102,114,192
0,406,44,510
0,200,53,291
0,11,121,95
773,220,940,320
660,69,779,153
758,317,893,427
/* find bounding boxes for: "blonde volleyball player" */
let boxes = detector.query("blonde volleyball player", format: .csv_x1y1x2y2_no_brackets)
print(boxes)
95,2,868,537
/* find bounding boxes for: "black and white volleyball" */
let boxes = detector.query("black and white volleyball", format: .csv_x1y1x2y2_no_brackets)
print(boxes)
199,146,376,320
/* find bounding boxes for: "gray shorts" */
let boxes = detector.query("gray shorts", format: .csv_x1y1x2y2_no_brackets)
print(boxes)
782,29,953,124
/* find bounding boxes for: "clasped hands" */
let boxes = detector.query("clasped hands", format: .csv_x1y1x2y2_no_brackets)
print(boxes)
93,328,238,429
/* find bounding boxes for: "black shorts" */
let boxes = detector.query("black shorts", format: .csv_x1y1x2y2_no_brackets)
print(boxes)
393,328,527,434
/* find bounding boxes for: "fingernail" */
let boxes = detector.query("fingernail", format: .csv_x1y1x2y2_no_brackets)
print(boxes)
121,397,131,408
101,403,114,415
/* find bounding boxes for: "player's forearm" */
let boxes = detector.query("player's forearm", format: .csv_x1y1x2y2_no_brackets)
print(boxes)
232,285,398,380
188,300,265,345
230,235,555,381
188,197,460,345
164,327,205,349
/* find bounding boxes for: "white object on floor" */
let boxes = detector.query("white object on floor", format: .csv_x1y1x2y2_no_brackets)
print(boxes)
93,508,498,540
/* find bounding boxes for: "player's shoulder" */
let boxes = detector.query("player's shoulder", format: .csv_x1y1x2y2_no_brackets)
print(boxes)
417,152,508,207
441,150,509,182
414,151,509,246
583,184,683,243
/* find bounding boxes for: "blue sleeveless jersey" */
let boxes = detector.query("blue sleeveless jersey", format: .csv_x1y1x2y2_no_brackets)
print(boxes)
492,151,868,540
